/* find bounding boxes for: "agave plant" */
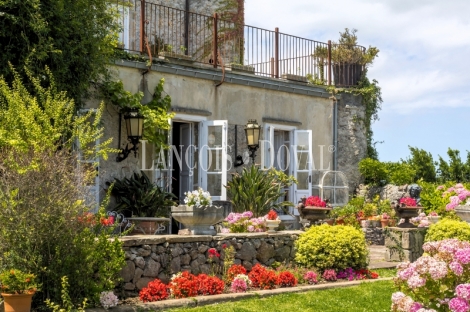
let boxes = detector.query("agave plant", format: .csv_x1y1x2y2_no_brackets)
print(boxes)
225,165,294,217
109,172,176,217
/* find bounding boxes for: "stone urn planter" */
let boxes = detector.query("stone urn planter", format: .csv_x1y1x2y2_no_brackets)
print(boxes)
265,219,281,233
393,205,421,228
428,216,441,224
171,205,225,235
455,205,470,223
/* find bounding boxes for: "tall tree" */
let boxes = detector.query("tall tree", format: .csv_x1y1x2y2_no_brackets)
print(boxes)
0,0,120,105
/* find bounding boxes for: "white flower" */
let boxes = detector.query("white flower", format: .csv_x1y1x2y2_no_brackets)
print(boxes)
100,291,119,309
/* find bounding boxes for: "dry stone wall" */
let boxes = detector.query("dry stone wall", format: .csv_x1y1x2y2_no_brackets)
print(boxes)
119,232,300,297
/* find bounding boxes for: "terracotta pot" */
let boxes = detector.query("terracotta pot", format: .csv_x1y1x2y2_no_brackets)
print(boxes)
2,293,34,312
335,219,345,225
381,219,389,228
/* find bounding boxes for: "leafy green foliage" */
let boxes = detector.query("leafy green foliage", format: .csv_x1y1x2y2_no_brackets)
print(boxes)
385,162,416,185
294,224,368,271
418,181,453,215
425,218,470,242
404,146,436,182
358,158,388,185
437,148,470,183
45,277,87,312
225,165,294,217
102,78,174,149
110,172,177,217
313,28,379,66
0,0,120,105
0,66,114,172
0,150,125,308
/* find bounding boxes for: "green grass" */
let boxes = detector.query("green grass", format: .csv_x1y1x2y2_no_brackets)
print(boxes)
374,268,397,278
167,280,395,312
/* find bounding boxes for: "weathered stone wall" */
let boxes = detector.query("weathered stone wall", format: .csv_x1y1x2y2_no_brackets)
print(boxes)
119,232,300,297
385,228,427,262
336,92,367,194
356,184,411,203
362,227,385,245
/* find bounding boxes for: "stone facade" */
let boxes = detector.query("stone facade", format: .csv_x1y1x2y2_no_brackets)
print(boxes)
336,92,367,193
385,228,427,262
119,232,300,297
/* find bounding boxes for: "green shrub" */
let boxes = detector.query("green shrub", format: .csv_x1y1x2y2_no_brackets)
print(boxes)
294,224,368,271
359,158,388,185
425,218,470,242
385,162,416,185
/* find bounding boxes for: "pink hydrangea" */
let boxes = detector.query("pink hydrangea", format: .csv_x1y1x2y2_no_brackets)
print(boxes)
410,302,423,312
449,297,470,312
450,261,464,276
456,284,470,300
407,275,426,289
455,248,470,264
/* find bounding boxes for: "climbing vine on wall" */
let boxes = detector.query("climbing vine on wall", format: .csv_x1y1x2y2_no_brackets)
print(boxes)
327,74,383,160
101,78,174,150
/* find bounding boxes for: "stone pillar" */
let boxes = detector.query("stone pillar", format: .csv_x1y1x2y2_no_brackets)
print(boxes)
336,92,367,194
384,227,427,262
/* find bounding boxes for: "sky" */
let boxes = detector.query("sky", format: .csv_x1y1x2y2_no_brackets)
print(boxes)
245,0,470,163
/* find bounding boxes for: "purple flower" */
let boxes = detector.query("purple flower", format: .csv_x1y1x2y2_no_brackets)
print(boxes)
247,225,255,232
451,261,464,276
449,297,470,312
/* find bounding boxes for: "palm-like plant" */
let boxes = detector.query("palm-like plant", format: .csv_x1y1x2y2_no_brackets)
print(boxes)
225,165,294,217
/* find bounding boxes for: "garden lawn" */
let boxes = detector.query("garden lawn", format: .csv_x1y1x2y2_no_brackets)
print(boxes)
167,280,394,312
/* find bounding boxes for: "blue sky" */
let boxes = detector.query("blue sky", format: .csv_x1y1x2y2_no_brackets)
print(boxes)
245,0,470,163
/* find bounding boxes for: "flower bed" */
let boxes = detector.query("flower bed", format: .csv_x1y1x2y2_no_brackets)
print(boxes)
136,263,380,303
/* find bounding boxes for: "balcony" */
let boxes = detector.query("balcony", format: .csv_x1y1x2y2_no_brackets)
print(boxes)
115,1,366,87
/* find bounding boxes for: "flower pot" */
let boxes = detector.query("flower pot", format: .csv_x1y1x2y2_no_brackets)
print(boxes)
393,205,421,228
333,63,363,87
171,205,225,235
265,219,281,233
380,219,389,228
428,216,440,224
2,293,34,312
335,218,345,225
455,205,470,223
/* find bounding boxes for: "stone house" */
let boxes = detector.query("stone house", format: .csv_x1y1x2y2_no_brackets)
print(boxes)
84,0,367,218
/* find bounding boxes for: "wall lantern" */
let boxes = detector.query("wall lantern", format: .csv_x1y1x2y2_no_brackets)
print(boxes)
116,109,145,162
244,119,261,164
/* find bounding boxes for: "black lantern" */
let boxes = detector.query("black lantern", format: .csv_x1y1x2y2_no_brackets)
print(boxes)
116,109,144,162
244,119,261,164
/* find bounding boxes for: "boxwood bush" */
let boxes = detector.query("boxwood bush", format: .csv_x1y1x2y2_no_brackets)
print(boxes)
425,218,470,242
294,224,368,271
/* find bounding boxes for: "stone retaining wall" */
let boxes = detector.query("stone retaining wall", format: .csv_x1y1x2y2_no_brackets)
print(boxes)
119,231,301,297
385,228,427,262
362,227,385,245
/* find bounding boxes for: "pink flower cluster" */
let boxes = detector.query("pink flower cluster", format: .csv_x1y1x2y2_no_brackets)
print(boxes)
393,239,470,311
222,212,266,233
441,184,470,211
410,213,431,228
303,271,318,284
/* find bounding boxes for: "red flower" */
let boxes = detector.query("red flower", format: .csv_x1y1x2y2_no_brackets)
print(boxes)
208,248,220,259
226,264,247,283
266,210,278,220
305,196,326,207
169,271,199,298
222,244,227,249
277,271,297,287
139,279,169,302
197,274,224,295
248,264,278,290
399,197,417,207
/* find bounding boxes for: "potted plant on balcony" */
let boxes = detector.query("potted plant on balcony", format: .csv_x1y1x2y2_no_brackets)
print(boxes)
313,28,379,86
109,172,177,234
0,269,39,312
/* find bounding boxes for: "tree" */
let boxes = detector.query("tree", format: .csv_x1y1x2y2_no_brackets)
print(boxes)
0,0,120,105
405,146,436,182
